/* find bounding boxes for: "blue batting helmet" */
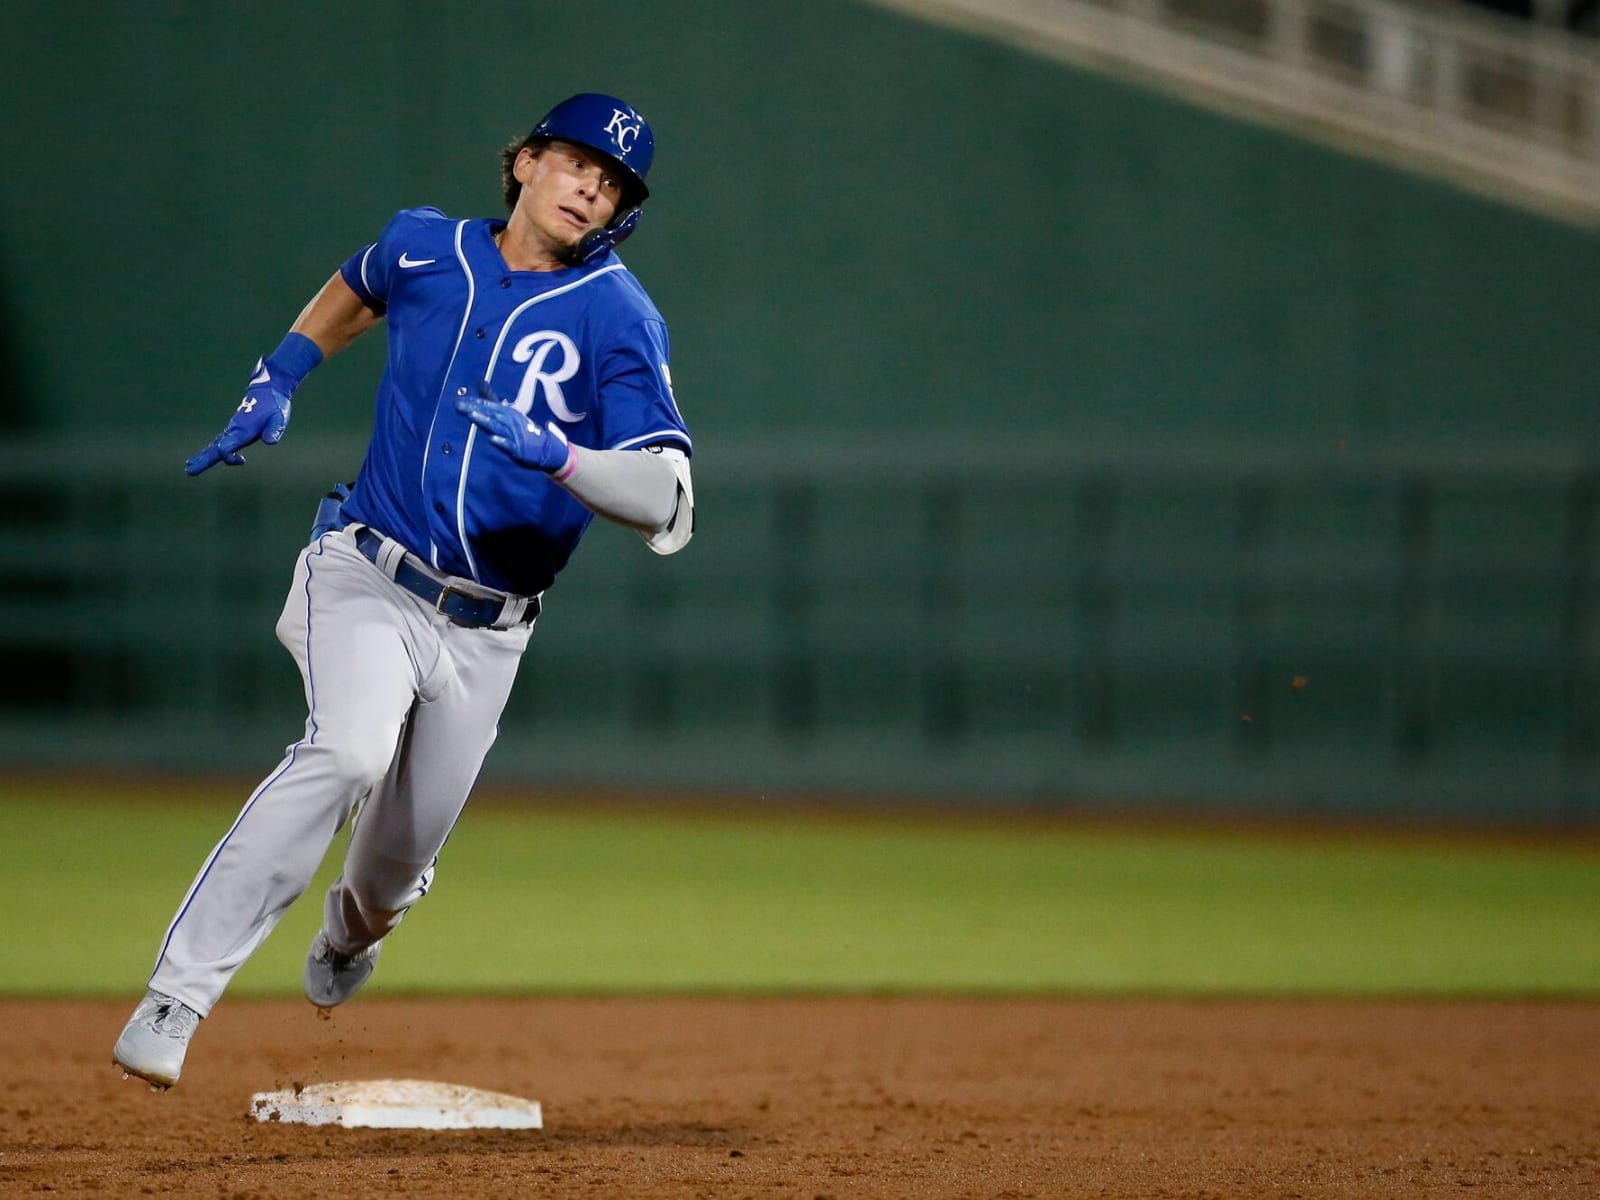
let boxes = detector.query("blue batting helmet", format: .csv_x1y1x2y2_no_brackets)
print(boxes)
530,93,654,204
527,93,653,265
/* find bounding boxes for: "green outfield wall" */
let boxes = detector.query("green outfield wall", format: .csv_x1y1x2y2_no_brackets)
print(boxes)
1,3,1596,821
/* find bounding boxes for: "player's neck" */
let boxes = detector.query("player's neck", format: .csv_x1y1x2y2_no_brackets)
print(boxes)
495,216,569,273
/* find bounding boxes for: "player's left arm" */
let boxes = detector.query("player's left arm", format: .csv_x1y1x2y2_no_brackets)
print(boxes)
555,441,693,556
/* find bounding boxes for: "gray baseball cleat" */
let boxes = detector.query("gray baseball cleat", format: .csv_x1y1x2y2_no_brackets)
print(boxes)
112,990,201,1090
303,929,383,1009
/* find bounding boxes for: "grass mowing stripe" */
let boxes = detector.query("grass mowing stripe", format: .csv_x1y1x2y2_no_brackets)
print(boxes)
4,792,1596,995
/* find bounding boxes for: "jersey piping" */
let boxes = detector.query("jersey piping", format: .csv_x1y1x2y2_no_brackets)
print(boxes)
611,429,695,452
482,262,627,376
418,220,477,577
456,426,480,581
455,260,629,583
358,244,377,300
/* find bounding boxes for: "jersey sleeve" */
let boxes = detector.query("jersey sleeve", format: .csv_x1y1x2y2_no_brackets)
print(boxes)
597,319,693,455
338,206,449,309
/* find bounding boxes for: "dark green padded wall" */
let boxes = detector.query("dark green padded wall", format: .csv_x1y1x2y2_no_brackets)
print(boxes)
1,2,1595,445
2,3,1596,820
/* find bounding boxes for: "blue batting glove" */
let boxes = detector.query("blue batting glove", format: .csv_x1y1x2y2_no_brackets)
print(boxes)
185,383,290,475
457,383,573,473
186,332,323,476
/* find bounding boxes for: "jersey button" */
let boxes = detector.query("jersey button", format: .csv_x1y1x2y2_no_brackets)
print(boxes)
442,443,453,456
456,386,467,396
475,329,486,339
500,278,511,288
434,502,446,515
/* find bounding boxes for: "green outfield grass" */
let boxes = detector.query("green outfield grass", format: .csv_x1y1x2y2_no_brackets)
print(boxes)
4,782,1597,996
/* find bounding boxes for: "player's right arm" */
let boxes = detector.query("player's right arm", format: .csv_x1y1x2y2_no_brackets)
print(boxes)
183,273,383,476
187,208,437,476
290,271,383,357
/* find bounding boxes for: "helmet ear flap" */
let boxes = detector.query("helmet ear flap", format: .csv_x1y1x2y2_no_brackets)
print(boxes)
604,206,642,248
573,206,643,266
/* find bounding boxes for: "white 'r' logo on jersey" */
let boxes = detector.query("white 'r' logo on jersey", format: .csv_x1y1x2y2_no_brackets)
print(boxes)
510,330,585,422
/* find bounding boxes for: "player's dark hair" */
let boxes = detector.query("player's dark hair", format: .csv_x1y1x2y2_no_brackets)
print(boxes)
499,134,543,211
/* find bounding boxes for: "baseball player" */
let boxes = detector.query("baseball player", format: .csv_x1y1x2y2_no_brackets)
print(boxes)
112,93,693,1090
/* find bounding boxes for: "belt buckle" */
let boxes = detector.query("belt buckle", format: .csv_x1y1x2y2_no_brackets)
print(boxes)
434,582,469,617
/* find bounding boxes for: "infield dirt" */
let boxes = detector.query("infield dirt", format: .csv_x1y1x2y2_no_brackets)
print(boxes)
0,996,1594,1198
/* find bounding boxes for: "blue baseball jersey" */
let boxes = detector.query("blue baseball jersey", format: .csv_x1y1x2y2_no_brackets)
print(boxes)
336,206,691,596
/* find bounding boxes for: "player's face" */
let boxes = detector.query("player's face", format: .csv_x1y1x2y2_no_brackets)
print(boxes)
515,141,623,253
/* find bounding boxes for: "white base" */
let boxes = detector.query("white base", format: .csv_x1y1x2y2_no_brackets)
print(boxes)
249,1079,543,1129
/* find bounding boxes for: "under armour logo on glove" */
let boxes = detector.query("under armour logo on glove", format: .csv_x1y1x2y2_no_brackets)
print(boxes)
186,333,322,476
187,387,291,475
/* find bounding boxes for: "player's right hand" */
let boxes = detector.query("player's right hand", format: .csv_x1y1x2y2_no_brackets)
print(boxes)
185,374,293,475
186,333,322,475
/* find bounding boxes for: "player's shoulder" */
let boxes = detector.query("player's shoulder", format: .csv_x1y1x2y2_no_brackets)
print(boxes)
376,205,458,245
589,255,666,326
391,205,453,226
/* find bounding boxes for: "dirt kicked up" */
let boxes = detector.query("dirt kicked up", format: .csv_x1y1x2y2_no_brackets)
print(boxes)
1,996,1595,1198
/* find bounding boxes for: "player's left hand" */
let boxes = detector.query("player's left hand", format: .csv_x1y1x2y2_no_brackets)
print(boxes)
457,384,573,473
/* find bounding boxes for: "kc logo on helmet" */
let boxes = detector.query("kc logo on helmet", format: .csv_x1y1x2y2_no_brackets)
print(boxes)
605,109,642,154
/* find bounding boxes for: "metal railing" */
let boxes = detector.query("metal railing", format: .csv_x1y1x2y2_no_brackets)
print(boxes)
874,0,1600,223
0,435,1595,822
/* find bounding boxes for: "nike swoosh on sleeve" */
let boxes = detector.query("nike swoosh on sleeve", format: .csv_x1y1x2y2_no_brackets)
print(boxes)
398,252,437,268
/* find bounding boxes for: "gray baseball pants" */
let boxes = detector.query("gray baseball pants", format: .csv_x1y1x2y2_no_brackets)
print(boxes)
147,527,534,1016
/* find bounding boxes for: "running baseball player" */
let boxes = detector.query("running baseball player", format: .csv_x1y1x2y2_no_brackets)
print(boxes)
112,93,693,1089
